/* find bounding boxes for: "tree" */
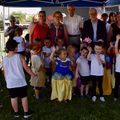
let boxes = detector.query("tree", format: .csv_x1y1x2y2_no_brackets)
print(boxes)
11,11,26,23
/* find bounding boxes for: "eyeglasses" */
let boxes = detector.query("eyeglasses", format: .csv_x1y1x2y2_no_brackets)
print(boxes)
10,20,15,22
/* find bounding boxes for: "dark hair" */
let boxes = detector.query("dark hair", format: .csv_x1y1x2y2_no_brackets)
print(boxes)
25,34,29,41
6,40,18,52
94,41,104,47
81,47,88,52
53,11,63,18
108,12,116,23
101,13,108,18
39,11,46,15
67,3,75,8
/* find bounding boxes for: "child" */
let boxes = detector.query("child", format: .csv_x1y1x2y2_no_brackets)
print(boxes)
76,47,90,99
25,33,31,65
67,45,77,95
50,47,73,102
13,27,25,56
113,34,120,101
87,41,105,102
55,38,66,51
2,40,36,118
30,45,46,100
42,38,52,85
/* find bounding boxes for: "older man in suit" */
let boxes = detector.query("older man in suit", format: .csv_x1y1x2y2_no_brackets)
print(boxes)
82,8,107,47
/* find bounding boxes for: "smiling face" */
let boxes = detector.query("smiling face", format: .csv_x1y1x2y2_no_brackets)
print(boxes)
38,12,46,24
67,5,75,17
53,12,62,24
94,45,103,55
81,49,88,58
89,8,97,22
59,50,67,61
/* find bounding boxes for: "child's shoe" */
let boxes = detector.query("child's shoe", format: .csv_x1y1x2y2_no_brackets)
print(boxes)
24,111,32,119
13,112,20,118
99,97,105,102
92,96,97,102
113,98,118,102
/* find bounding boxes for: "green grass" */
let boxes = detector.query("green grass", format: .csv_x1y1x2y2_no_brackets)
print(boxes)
0,73,120,120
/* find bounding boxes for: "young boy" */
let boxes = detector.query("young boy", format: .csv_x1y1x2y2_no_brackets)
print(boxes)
87,41,105,102
3,40,36,118
76,47,90,99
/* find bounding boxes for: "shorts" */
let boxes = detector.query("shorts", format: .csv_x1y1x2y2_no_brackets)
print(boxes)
8,86,27,98
80,76,90,85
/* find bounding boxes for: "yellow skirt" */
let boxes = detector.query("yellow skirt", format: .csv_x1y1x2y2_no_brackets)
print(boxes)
50,78,73,102
103,68,112,95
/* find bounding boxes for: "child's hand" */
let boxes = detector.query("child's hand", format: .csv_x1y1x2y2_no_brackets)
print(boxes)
116,34,120,41
87,46,92,52
110,42,114,48
52,46,56,53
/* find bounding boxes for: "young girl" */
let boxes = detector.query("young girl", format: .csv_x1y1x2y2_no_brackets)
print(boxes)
30,45,46,100
76,47,90,99
87,41,105,102
3,40,36,118
13,27,25,56
50,47,73,102
114,34,120,101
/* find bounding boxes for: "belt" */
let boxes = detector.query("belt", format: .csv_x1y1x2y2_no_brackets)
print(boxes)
68,34,80,37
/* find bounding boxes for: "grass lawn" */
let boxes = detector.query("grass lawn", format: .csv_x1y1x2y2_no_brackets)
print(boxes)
0,73,120,120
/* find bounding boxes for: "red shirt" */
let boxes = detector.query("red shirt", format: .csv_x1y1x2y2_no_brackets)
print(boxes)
31,23,49,44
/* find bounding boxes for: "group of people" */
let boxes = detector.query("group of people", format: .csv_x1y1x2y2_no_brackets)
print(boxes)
1,4,120,119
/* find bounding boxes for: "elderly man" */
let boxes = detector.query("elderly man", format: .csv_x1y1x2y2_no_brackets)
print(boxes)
82,8,107,47
63,4,83,49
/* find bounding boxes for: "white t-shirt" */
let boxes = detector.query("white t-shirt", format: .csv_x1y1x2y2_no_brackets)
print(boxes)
3,54,27,89
42,46,53,68
76,56,90,76
14,36,25,52
90,54,105,76
63,14,83,35
115,54,120,72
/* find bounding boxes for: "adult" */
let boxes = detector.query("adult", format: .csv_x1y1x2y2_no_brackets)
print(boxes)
4,16,19,41
63,4,83,48
108,13,120,43
82,8,107,46
29,11,50,44
101,13,111,34
108,12,116,24
49,11,68,45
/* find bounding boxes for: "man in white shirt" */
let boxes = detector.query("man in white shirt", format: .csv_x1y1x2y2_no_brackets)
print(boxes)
63,4,83,49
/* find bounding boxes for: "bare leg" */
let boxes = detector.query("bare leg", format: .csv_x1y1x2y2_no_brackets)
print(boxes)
35,89,40,99
85,85,89,95
80,85,84,96
21,97,28,112
11,97,18,112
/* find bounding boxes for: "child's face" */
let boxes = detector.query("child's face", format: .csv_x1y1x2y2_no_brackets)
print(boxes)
69,48,76,57
57,39,63,46
17,30,22,36
94,45,103,54
44,40,51,47
59,50,67,60
81,49,88,58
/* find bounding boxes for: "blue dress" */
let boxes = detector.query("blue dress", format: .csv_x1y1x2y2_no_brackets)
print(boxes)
52,57,73,80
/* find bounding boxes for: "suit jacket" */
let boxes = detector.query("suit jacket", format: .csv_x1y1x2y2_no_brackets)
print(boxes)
82,19,107,46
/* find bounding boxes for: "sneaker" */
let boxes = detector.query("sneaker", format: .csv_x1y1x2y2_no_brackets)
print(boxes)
99,97,105,102
92,96,97,102
24,112,32,119
113,98,118,102
80,95,84,100
13,112,20,118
